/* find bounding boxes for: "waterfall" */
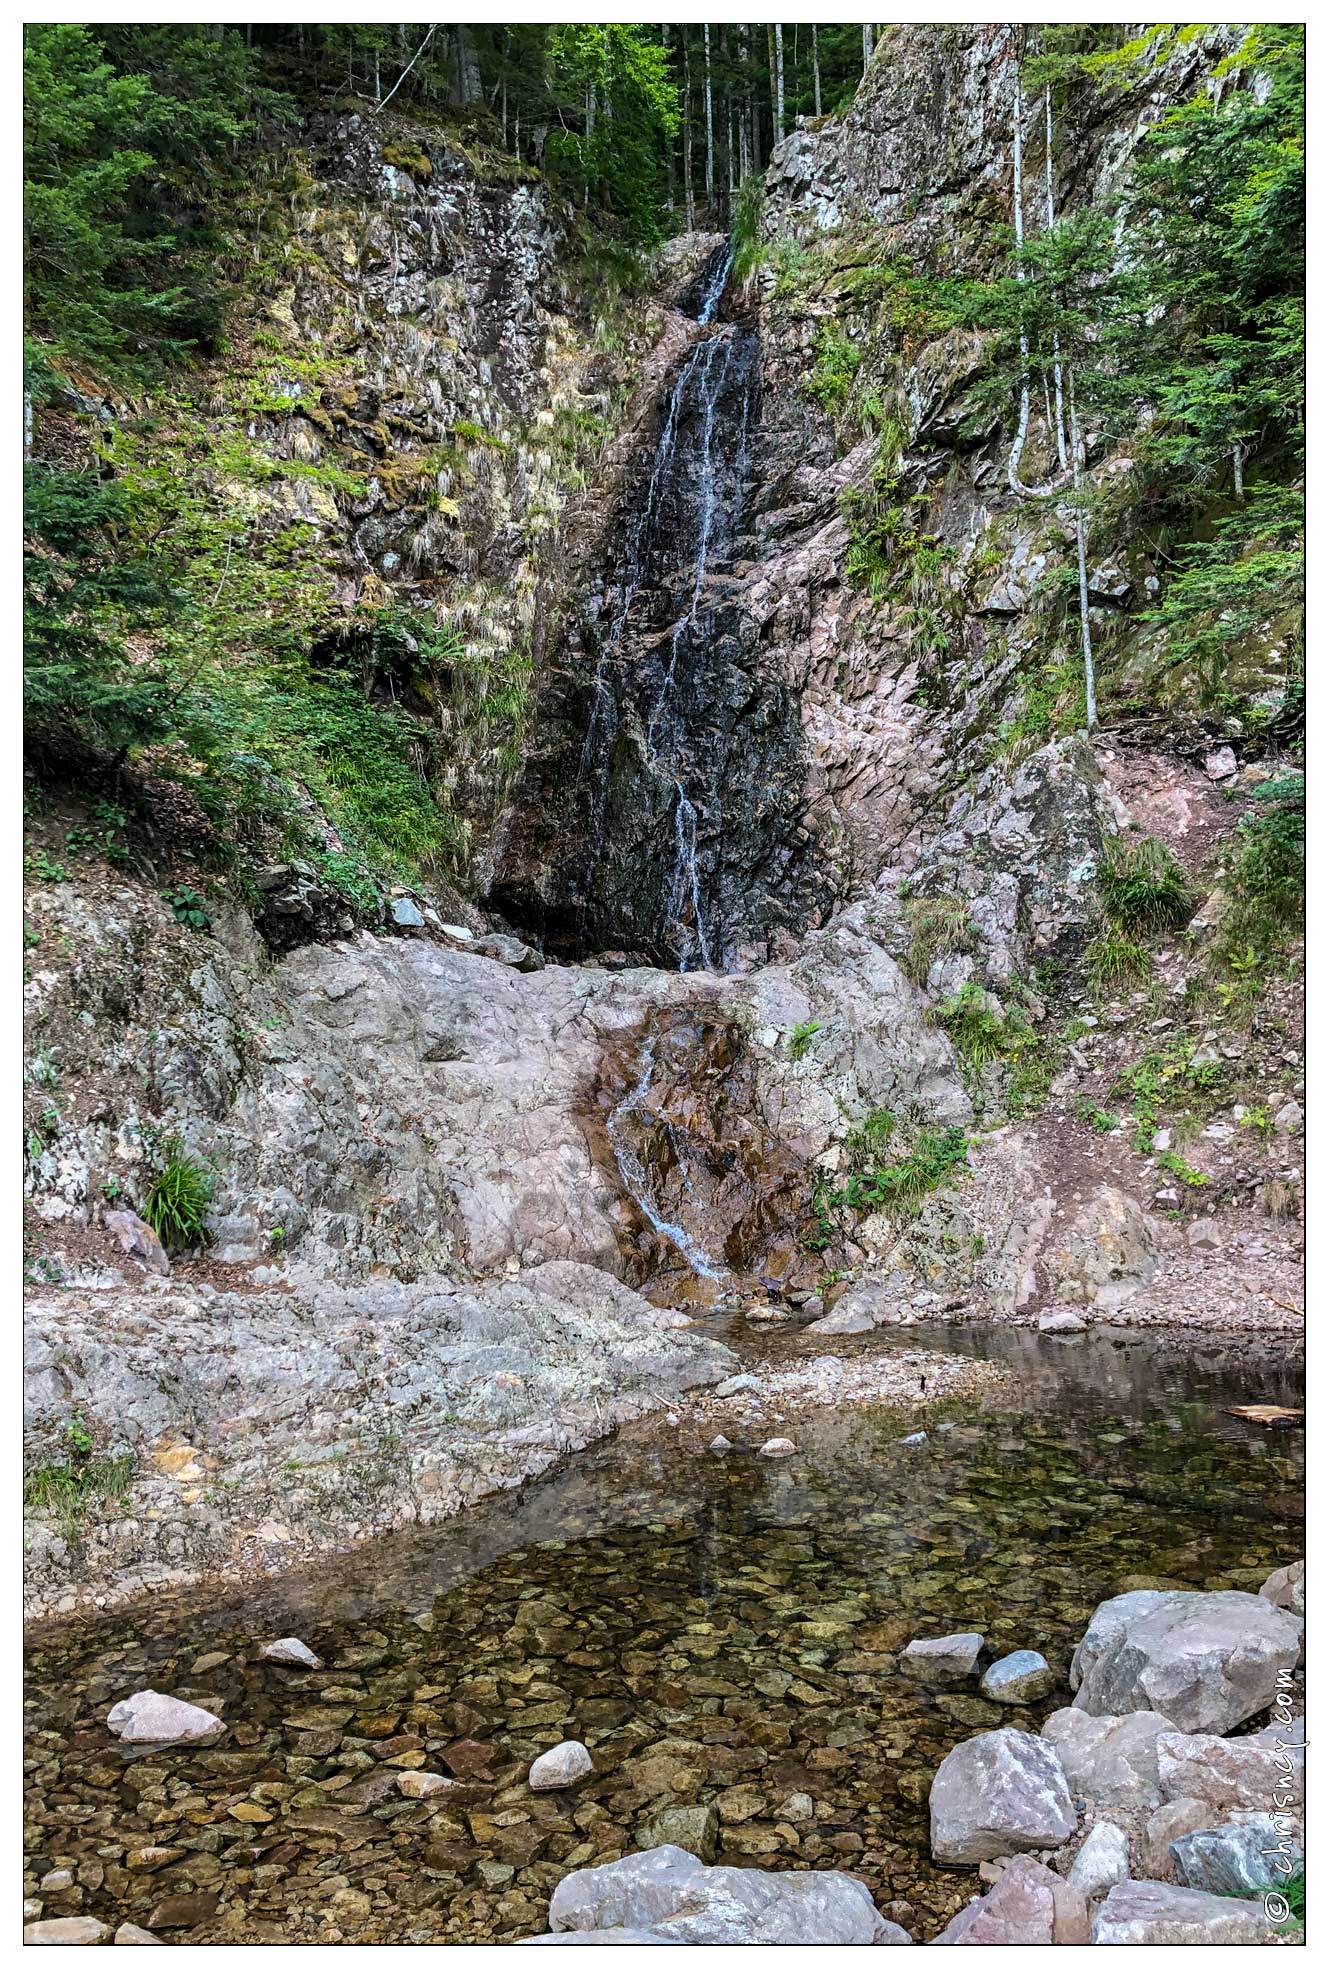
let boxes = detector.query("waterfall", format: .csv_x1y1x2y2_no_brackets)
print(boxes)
572,244,758,971
606,1030,724,1280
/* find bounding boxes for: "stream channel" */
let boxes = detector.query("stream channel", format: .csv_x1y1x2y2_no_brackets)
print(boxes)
24,1320,1303,1942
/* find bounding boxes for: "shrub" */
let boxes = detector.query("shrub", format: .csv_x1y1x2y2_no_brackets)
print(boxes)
1097,835,1193,935
141,1151,214,1250
835,1125,970,1214
803,323,862,417
163,884,211,932
1084,927,1152,990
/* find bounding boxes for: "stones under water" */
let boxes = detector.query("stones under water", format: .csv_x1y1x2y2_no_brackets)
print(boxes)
23,1327,1302,1943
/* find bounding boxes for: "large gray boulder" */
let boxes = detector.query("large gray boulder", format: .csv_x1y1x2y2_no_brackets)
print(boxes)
1157,1731,1305,1815
1052,1186,1158,1311
932,1856,1087,1945
520,1933,683,1946
929,1728,1075,1865
980,1649,1054,1704
1170,1816,1303,1897
1041,1707,1173,1809
547,1846,901,1944
1070,1590,1302,1733
1069,1590,1173,1691
1090,1879,1268,1944
1067,1821,1131,1900
106,1690,224,1745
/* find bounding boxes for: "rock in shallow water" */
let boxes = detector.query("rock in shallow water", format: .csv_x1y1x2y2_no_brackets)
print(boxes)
902,1632,983,1680
980,1649,1054,1704
260,1635,321,1668
1070,1588,1302,1733
106,1690,224,1744
930,1728,1076,1864
529,1740,593,1790
1090,1878,1269,1944
759,1437,797,1458
547,1845,904,1943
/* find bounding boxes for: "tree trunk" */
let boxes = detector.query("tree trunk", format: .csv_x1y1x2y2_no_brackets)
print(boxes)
774,24,785,140
738,25,752,179
863,25,875,73
767,26,778,157
812,25,822,116
1007,57,1033,495
663,26,675,211
1045,83,1068,468
1067,367,1098,732
683,30,695,231
704,24,715,207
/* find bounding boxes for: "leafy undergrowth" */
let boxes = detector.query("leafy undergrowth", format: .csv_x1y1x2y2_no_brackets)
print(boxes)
23,1410,135,1540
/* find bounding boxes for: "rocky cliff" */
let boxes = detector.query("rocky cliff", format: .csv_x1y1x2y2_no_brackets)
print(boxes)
23,28,1303,1614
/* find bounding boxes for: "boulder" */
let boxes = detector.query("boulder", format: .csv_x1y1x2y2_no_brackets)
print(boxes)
114,1927,163,1944
106,1690,224,1745
1140,1798,1212,1880
1069,1591,1173,1691
933,1855,1087,1945
1157,1731,1304,1816
547,1845,898,1944
1041,1707,1172,1809
1090,1879,1268,1945
521,1933,684,1945
23,1919,111,1945
636,1804,719,1864
807,1302,875,1335
1259,1559,1304,1616
103,1209,171,1276
1067,1820,1130,1899
1170,1816,1302,1897
1037,1310,1086,1335
929,1728,1076,1865
980,1650,1054,1704
260,1636,321,1668
902,1632,983,1681
759,1438,797,1458
1070,1589,1302,1732
390,897,425,929
1052,1187,1158,1311
714,1374,761,1398
475,933,545,972
529,1740,593,1790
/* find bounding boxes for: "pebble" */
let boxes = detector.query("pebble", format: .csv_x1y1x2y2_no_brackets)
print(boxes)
528,1739,594,1790
709,1435,732,1452
759,1438,797,1458
261,1636,322,1669
397,1770,455,1799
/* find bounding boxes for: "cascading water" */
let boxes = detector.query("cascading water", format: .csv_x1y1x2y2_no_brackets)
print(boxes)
605,1029,723,1279
493,239,819,971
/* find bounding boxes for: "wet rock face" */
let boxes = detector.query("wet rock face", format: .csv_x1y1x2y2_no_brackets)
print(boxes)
590,1007,826,1296
492,259,826,968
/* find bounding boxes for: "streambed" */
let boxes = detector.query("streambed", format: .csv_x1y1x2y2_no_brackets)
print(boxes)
24,1325,1303,1943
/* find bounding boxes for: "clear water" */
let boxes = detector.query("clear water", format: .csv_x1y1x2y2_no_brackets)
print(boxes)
24,1325,1302,1943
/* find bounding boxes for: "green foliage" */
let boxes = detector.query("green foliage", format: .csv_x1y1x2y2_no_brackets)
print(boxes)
141,1149,214,1251
1219,769,1304,955
544,26,679,245
1156,1147,1209,1188
933,983,1025,1068
730,176,766,286
163,884,210,932
23,462,181,764
902,894,977,986
834,1126,970,1216
1073,1096,1117,1134
992,658,1084,759
24,1409,135,1536
786,1018,823,1062
803,324,862,418
1097,836,1193,936
1084,927,1152,991
1115,1043,1225,1154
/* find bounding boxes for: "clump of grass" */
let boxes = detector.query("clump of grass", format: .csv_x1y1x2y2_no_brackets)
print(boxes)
786,1018,824,1061
835,1125,970,1214
141,1149,214,1250
23,1410,135,1538
932,982,1017,1067
903,894,977,986
1083,926,1152,990
1097,834,1193,935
